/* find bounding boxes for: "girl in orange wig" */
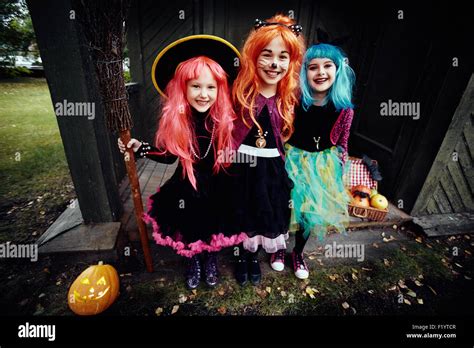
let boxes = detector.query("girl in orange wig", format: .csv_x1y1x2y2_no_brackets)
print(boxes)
118,52,247,289
220,14,305,286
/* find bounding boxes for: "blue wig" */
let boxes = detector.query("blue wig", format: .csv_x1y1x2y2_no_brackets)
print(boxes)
300,43,355,111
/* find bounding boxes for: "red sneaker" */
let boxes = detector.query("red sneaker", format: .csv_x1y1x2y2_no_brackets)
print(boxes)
292,250,309,279
270,249,286,271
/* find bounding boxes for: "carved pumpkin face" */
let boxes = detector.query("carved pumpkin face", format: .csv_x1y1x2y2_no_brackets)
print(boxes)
68,262,119,315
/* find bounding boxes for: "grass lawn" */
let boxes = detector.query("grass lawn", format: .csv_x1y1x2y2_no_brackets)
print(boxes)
0,77,75,243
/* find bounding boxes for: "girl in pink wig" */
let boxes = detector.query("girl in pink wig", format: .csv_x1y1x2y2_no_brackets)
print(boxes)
118,54,246,289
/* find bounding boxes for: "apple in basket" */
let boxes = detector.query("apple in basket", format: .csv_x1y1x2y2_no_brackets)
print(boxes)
371,194,389,210
351,185,371,208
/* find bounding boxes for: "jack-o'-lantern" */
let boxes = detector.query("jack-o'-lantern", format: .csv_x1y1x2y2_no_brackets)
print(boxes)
351,185,371,208
68,261,119,315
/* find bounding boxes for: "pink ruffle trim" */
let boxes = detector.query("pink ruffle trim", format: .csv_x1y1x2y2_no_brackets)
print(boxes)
143,188,248,258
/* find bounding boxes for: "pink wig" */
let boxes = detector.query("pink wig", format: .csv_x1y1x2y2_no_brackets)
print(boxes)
155,56,235,190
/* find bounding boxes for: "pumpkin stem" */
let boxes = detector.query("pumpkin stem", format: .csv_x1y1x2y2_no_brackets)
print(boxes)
98,261,104,265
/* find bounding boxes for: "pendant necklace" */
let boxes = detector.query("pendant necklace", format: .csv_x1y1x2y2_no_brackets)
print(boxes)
313,136,321,150
255,129,268,148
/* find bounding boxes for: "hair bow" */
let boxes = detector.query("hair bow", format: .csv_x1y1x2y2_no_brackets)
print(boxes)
254,19,303,36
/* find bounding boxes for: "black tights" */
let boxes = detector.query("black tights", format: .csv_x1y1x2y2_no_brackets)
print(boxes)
238,245,259,260
294,229,309,254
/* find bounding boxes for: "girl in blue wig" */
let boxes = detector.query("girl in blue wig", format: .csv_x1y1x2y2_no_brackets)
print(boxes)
269,43,355,279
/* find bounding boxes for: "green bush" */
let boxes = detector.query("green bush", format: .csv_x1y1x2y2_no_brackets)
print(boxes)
0,66,33,78
123,70,131,83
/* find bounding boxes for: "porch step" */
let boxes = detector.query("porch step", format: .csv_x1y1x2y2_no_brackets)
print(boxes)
412,212,474,237
38,222,121,264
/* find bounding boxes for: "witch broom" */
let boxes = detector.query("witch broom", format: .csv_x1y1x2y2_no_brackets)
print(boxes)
75,0,153,272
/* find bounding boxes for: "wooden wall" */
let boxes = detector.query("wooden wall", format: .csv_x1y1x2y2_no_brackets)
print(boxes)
126,0,473,214
412,75,474,215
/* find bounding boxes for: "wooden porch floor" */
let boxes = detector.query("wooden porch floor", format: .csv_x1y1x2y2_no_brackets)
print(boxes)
120,159,412,242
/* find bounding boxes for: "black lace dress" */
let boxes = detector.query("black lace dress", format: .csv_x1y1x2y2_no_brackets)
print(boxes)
217,105,292,253
138,108,246,258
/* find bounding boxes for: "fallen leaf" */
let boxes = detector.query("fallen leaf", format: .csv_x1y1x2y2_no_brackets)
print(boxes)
464,275,472,280
178,294,187,303
381,232,386,237
417,299,424,305
217,306,227,315
218,289,225,296
383,259,391,266
418,274,424,280
398,280,407,289
403,298,411,305
192,289,197,295
427,285,437,295
362,267,372,271
406,290,417,298
367,290,375,295
33,304,44,315
255,288,268,299
415,237,423,243
288,294,296,304
401,246,407,251
171,305,179,315
280,291,287,297
351,273,358,281
464,235,471,240
308,255,316,260
265,287,272,294
372,243,379,249
414,280,423,287
465,250,472,256
454,263,463,268
383,235,396,243
155,307,163,316
388,285,397,291
305,287,319,299
328,274,338,281
342,302,350,309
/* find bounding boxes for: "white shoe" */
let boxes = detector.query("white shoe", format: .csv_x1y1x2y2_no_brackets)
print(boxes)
270,249,286,271
292,251,309,279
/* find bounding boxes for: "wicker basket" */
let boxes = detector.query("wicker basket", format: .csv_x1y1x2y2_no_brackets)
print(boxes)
346,156,388,221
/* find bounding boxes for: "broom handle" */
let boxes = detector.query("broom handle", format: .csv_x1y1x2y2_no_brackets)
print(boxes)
119,129,154,272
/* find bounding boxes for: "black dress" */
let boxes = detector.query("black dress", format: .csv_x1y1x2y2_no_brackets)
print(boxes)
139,108,246,258
218,105,292,253
287,102,340,152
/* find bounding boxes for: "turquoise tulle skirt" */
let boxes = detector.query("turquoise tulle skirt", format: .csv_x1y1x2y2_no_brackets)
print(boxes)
285,144,351,239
